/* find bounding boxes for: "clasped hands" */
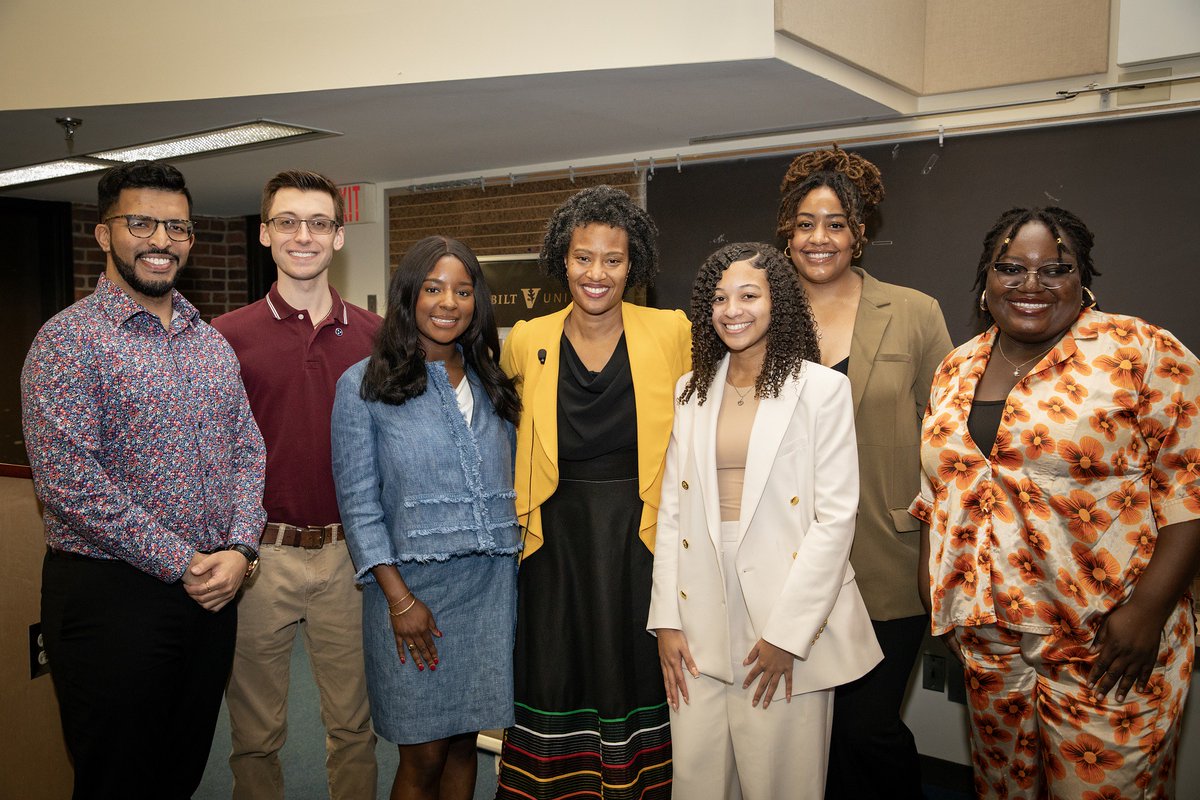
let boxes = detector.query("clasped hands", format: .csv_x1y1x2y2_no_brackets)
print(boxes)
656,628,797,711
181,550,248,612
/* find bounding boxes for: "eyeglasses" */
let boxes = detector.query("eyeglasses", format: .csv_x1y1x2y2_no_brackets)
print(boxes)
265,217,340,236
991,262,1077,289
105,215,194,242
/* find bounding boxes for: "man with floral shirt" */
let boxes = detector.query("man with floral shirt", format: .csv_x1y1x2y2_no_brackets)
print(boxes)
21,161,266,799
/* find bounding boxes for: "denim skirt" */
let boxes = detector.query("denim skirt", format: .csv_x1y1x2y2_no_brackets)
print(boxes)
362,551,518,744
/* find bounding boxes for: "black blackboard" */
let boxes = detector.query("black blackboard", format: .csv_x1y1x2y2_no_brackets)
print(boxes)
648,110,1200,351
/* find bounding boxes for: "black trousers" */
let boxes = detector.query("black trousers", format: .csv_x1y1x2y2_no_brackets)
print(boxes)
41,550,237,800
825,613,927,800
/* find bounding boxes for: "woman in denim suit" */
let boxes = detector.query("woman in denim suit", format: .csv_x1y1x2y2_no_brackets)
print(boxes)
332,235,521,800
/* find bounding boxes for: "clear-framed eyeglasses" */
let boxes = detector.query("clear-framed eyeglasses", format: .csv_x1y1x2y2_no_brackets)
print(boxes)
991,262,1077,289
265,217,340,236
105,215,194,242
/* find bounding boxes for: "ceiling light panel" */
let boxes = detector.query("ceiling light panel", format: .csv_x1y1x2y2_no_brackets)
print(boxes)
90,121,323,161
0,159,109,189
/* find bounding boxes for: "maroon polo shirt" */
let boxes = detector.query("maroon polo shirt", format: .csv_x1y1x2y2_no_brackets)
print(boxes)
213,283,381,526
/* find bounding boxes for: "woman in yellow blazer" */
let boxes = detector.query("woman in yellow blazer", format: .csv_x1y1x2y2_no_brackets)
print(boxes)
494,186,691,800
649,243,881,800
778,148,952,800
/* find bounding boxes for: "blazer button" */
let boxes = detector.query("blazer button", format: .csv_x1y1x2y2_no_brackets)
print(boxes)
790,496,799,506
792,551,797,560
681,480,689,490
682,539,689,549
680,590,687,600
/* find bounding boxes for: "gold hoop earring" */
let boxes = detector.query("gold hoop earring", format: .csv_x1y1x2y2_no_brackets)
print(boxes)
1082,286,1097,309
979,289,989,313
853,242,864,259
784,245,792,259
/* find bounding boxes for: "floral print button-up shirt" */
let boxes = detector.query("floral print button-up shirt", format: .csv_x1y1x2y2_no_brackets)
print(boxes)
910,309,1200,637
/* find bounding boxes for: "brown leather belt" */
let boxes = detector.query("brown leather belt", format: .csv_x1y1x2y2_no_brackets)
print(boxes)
261,523,344,549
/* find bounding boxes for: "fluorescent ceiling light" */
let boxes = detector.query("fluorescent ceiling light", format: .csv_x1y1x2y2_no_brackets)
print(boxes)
91,121,326,161
0,120,338,190
0,159,109,189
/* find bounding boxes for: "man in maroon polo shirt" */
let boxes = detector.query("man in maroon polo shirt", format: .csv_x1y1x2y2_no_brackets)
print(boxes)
213,170,380,800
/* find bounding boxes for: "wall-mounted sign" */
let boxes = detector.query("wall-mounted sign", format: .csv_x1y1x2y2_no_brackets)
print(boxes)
337,183,376,225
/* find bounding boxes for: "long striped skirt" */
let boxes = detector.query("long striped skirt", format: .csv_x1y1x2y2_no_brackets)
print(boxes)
496,473,671,799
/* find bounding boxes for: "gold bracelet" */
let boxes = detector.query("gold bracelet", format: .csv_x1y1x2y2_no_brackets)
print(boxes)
387,591,414,610
389,597,418,617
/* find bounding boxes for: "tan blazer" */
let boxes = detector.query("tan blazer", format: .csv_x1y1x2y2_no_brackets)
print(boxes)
500,302,692,559
847,269,952,619
648,357,882,697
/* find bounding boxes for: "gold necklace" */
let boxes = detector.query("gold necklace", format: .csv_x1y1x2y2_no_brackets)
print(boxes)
995,337,1053,378
727,381,754,406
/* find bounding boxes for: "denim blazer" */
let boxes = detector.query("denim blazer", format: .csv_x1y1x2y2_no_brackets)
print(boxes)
331,358,520,583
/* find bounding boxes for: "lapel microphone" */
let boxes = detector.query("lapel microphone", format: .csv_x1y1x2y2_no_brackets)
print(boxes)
537,349,547,365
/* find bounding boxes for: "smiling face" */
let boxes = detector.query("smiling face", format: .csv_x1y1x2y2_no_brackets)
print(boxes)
96,188,192,304
564,223,629,320
787,185,864,287
414,254,475,361
985,220,1083,347
711,258,772,361
260,187,345,285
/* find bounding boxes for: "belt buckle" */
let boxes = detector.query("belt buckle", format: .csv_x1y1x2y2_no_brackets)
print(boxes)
298,526,325,549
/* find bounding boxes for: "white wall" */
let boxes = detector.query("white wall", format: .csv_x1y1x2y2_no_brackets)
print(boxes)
0,0,776,110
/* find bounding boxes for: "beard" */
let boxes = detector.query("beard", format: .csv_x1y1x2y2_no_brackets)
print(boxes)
112,247,182,298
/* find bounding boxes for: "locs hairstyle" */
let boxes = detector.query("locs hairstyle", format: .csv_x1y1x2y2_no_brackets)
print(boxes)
261,169,345,226
539,185,659,289
360,235,520,424
681,243,821,406
775,146,885,255
97,159,193,220
971,206,1101,329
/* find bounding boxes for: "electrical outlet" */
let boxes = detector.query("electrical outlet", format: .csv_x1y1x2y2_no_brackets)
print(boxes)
922,652,946,692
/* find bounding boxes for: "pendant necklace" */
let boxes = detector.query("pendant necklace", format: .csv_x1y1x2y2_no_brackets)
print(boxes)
995,337,1054,378
728,381,754,406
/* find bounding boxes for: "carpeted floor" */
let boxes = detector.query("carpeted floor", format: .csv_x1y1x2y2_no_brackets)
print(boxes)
193,631,498,800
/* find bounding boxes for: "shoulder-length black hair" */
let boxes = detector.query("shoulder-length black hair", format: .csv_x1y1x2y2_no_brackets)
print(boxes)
360,235,520,424
681,243,821,406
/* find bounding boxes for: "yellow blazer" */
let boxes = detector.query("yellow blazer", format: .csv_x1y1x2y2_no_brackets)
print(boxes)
846,269,952,619
500,302,692,559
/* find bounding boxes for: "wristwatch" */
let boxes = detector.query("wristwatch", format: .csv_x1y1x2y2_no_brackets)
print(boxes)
227,544,260,578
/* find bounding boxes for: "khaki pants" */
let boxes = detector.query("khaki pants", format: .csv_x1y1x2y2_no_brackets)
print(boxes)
227,538,377,800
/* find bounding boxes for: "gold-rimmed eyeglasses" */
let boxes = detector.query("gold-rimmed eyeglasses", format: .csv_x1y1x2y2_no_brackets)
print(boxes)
991,262,1077,289
104,215,194,242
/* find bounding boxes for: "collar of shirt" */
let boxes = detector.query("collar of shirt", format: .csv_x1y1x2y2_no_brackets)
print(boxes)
94,274,199,332
265,281,350,327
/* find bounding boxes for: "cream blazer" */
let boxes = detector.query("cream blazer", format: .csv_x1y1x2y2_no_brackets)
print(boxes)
648,356,882,696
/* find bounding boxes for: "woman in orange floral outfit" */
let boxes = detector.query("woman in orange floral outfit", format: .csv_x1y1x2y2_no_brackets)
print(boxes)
910,206,1200,800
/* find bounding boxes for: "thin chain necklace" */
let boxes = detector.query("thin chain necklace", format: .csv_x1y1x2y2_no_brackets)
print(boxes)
995,337,1054,378
727,380,754,406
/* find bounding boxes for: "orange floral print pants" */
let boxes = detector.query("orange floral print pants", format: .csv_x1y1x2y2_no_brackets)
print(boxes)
956,608,1194,800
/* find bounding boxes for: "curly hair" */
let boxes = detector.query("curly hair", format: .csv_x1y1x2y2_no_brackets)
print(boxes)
681,243,821,406
360,235,520,424
971,206,1102,329
775,146,885,254
539,185,659,289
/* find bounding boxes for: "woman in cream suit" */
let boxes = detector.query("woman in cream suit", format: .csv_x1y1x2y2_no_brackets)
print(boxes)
649,243,881,800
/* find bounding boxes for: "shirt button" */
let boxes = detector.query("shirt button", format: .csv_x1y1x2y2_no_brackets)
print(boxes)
298,313,305,320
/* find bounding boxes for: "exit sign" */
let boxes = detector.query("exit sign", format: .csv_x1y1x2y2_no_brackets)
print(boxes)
337,183,376,225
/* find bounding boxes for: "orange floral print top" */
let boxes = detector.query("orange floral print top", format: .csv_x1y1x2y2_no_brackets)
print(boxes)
910,309,1200,637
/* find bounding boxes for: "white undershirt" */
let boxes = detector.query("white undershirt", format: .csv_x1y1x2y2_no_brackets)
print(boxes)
454,374,474,426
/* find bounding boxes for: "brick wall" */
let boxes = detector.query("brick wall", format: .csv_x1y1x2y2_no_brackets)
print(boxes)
72,204,250,320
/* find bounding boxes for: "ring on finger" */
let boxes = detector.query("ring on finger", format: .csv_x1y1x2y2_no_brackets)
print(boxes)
407,643,416,651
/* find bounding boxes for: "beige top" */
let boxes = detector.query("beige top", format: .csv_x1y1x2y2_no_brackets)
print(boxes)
716,381,759,521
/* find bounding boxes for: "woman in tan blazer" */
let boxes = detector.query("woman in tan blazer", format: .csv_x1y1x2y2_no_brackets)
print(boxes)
495,186,691,800
649,243,881,800
778,148,953,800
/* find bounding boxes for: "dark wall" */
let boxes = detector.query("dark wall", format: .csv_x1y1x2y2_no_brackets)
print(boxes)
648,110,1200,351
